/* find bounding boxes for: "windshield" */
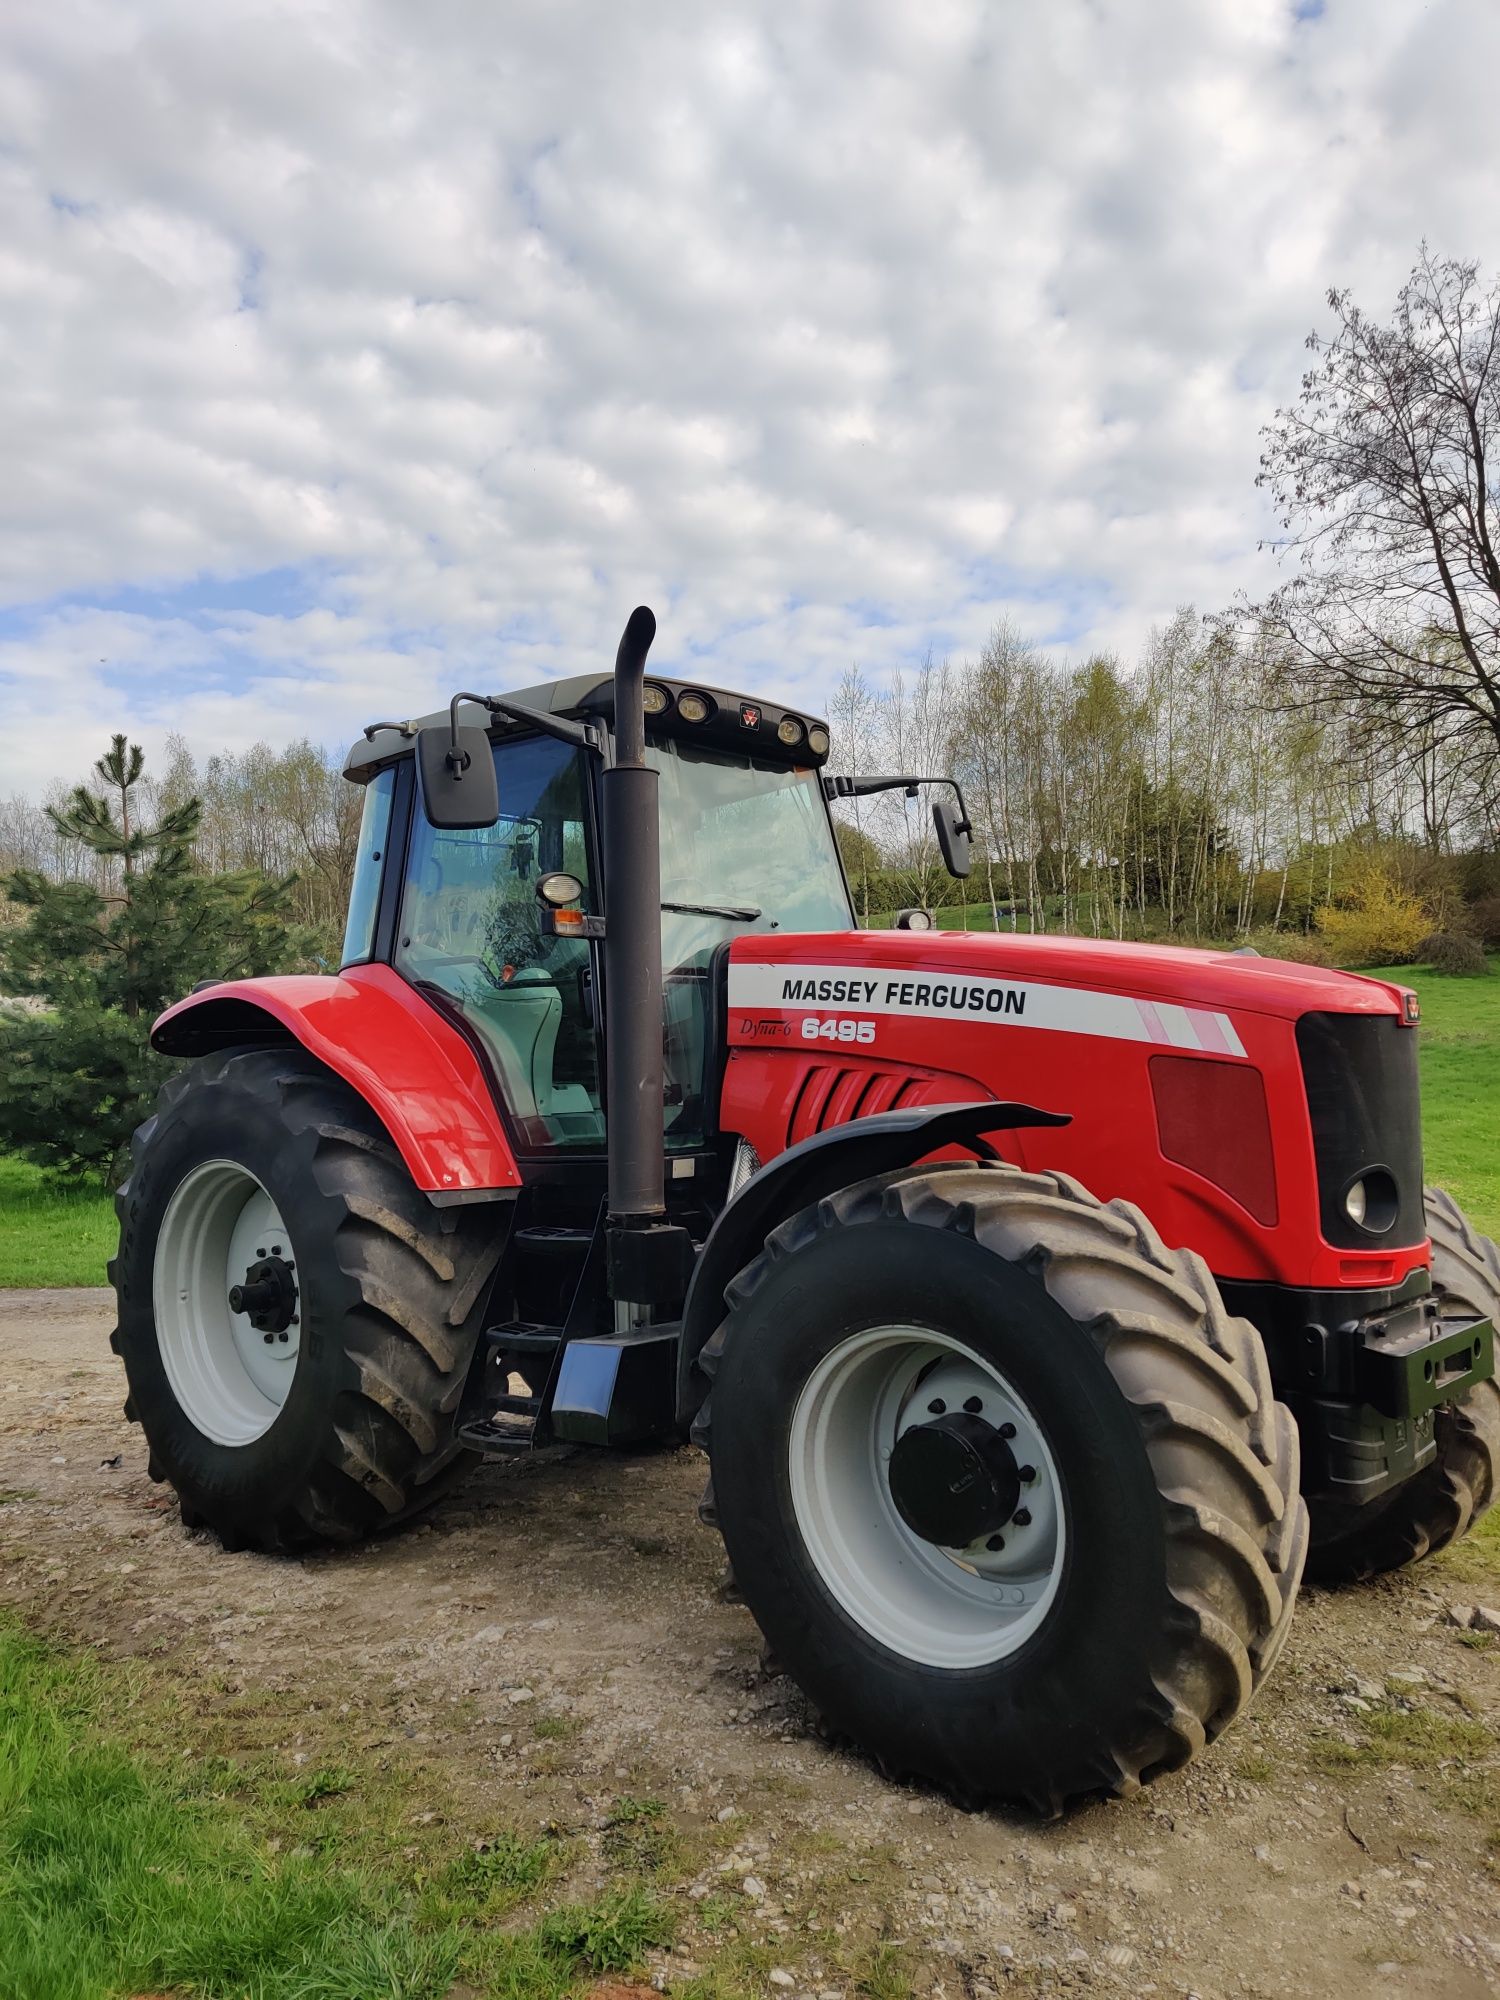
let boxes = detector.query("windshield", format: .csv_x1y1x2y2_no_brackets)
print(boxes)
649,734,852,971
648,734,851,1152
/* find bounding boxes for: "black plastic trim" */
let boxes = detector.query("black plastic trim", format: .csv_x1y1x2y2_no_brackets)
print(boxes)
1295,1011,1425,1249
372,758,415,966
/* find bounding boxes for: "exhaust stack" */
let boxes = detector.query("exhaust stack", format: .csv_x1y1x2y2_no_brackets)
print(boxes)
601,607,676,1301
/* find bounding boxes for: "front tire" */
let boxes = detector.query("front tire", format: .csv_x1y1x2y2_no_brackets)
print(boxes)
1307,1186,1500,1584
110,1048,505,1551
701,1164,1306,1813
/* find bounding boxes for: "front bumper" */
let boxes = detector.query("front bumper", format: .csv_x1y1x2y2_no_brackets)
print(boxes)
1222,1272,1495,1507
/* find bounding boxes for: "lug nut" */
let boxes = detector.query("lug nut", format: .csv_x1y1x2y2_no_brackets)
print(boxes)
262,1332,274,1345
277,1331,289,1343
999,1422,1017,1440
1012,1508,1032,1528
986,1534,1005,1552
963,1395,983,1414
272,1244,282,1255
1019,1464,1036,1482
927,1398,946,1415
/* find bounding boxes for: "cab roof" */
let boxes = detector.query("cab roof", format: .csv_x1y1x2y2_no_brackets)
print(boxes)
344,672,831,782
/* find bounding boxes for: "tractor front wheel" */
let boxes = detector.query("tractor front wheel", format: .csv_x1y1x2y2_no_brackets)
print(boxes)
700,1163,1307,1813
110,1048,503,1550
1306,1186,1500,1584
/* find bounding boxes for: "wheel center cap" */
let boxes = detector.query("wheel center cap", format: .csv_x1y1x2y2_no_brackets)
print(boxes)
228,1253,298,1335
887,1412,1021,1548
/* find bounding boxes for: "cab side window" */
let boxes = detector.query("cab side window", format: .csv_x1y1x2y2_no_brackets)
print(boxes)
396,737,603,1152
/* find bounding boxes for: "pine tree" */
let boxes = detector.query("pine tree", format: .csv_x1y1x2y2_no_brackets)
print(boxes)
1,736,300,1182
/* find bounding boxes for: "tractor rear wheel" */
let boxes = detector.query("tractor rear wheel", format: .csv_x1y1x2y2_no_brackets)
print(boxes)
699,1163,1306,1813
1306,1186,1500,1584
110,1048,504,1550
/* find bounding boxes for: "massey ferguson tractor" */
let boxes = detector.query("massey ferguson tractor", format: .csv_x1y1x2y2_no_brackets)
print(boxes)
111,608,1499,1813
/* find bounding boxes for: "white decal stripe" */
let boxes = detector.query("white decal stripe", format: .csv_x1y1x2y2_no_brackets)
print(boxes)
1156,1003,1199,1050
727,961,1249,1060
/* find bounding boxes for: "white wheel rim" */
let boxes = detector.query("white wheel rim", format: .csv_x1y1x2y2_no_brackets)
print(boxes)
152,1160,301,1446
788,1327,1066,1668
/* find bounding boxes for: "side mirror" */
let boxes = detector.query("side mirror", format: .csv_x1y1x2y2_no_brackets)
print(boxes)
933,799,971,879
415,725,499,830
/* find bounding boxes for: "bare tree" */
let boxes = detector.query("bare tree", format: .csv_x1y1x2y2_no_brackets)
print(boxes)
1257,248,1500,792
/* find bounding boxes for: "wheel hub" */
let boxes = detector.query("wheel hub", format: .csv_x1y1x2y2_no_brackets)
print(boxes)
888,1410,1021,1547
228,1252,298,1337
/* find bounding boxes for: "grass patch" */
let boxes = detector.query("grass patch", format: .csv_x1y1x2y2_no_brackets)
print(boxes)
1311,1698,1493,1774
602,1795,677,1875
1232,1747,1276,1783
437,1830,562,1914
0,1154,115,1289
539,1882,675,1972
0,1618,675,1999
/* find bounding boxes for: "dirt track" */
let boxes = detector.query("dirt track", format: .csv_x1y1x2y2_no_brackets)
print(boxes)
3,1286,1499,1999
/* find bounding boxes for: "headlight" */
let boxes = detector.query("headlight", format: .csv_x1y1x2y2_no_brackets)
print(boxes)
642,683,672,716
1343,1168,1398,1234
777,715,805,747
677,690,711,723
807,724,830,756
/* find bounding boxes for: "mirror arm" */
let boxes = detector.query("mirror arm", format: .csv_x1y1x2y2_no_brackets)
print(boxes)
824,770,972,832
442,692,605,762
445,693,491,778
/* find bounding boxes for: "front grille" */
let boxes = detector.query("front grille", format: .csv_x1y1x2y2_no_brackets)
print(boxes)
1295,1011,1425,1249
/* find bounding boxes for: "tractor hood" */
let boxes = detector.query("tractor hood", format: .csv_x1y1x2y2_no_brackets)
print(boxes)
726,929,1410,1030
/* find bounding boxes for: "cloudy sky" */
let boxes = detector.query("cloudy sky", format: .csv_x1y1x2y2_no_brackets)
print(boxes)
3,0,1498,795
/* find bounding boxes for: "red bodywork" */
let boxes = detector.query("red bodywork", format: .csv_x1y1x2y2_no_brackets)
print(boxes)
153,963,522,1195
721,931,1426,1292
155,930,1425,1292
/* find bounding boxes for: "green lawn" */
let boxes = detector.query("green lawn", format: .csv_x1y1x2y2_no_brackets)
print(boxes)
0,1619,675,2000
0,1155,115,1289
0,956,1495,1287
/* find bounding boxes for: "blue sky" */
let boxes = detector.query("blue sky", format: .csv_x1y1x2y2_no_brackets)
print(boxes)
4,0,1499,794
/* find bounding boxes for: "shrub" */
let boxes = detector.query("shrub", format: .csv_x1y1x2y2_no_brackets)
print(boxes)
1316,864,1432,969
1421,931,1490,976
1472,893,1500,949
1239,930,1334,968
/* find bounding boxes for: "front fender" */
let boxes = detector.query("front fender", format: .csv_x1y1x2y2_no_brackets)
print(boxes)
674,1099,1069,1427
152,963,521,1196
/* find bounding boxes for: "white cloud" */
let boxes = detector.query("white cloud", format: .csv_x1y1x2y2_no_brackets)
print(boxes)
2,0,1498,791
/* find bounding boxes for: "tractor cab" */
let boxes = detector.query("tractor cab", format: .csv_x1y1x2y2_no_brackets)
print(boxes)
342,665,853,1167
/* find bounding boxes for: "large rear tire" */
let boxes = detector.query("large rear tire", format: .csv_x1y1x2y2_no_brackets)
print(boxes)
1306,1186,1500,1584
700,1163,1306,1813
110,1048,505,1551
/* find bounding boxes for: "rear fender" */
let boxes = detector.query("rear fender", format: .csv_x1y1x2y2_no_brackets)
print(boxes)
675,1099,1068,1427
151,963,522,1196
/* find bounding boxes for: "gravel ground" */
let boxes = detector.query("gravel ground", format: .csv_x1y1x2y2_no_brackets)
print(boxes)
3,1286,1499,1999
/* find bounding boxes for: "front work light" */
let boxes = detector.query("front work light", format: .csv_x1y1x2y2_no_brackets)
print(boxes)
677,691,712,723
536,872,583,908
807,725,830,756
642,683,672,716
777,716,806,747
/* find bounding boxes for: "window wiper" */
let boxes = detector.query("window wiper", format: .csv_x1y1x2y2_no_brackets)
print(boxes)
662,900,763,922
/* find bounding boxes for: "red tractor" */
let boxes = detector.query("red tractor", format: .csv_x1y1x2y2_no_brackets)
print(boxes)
112,608,1498,1813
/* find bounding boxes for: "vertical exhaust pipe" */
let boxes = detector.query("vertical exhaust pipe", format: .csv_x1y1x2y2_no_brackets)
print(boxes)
602,606,666,1238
